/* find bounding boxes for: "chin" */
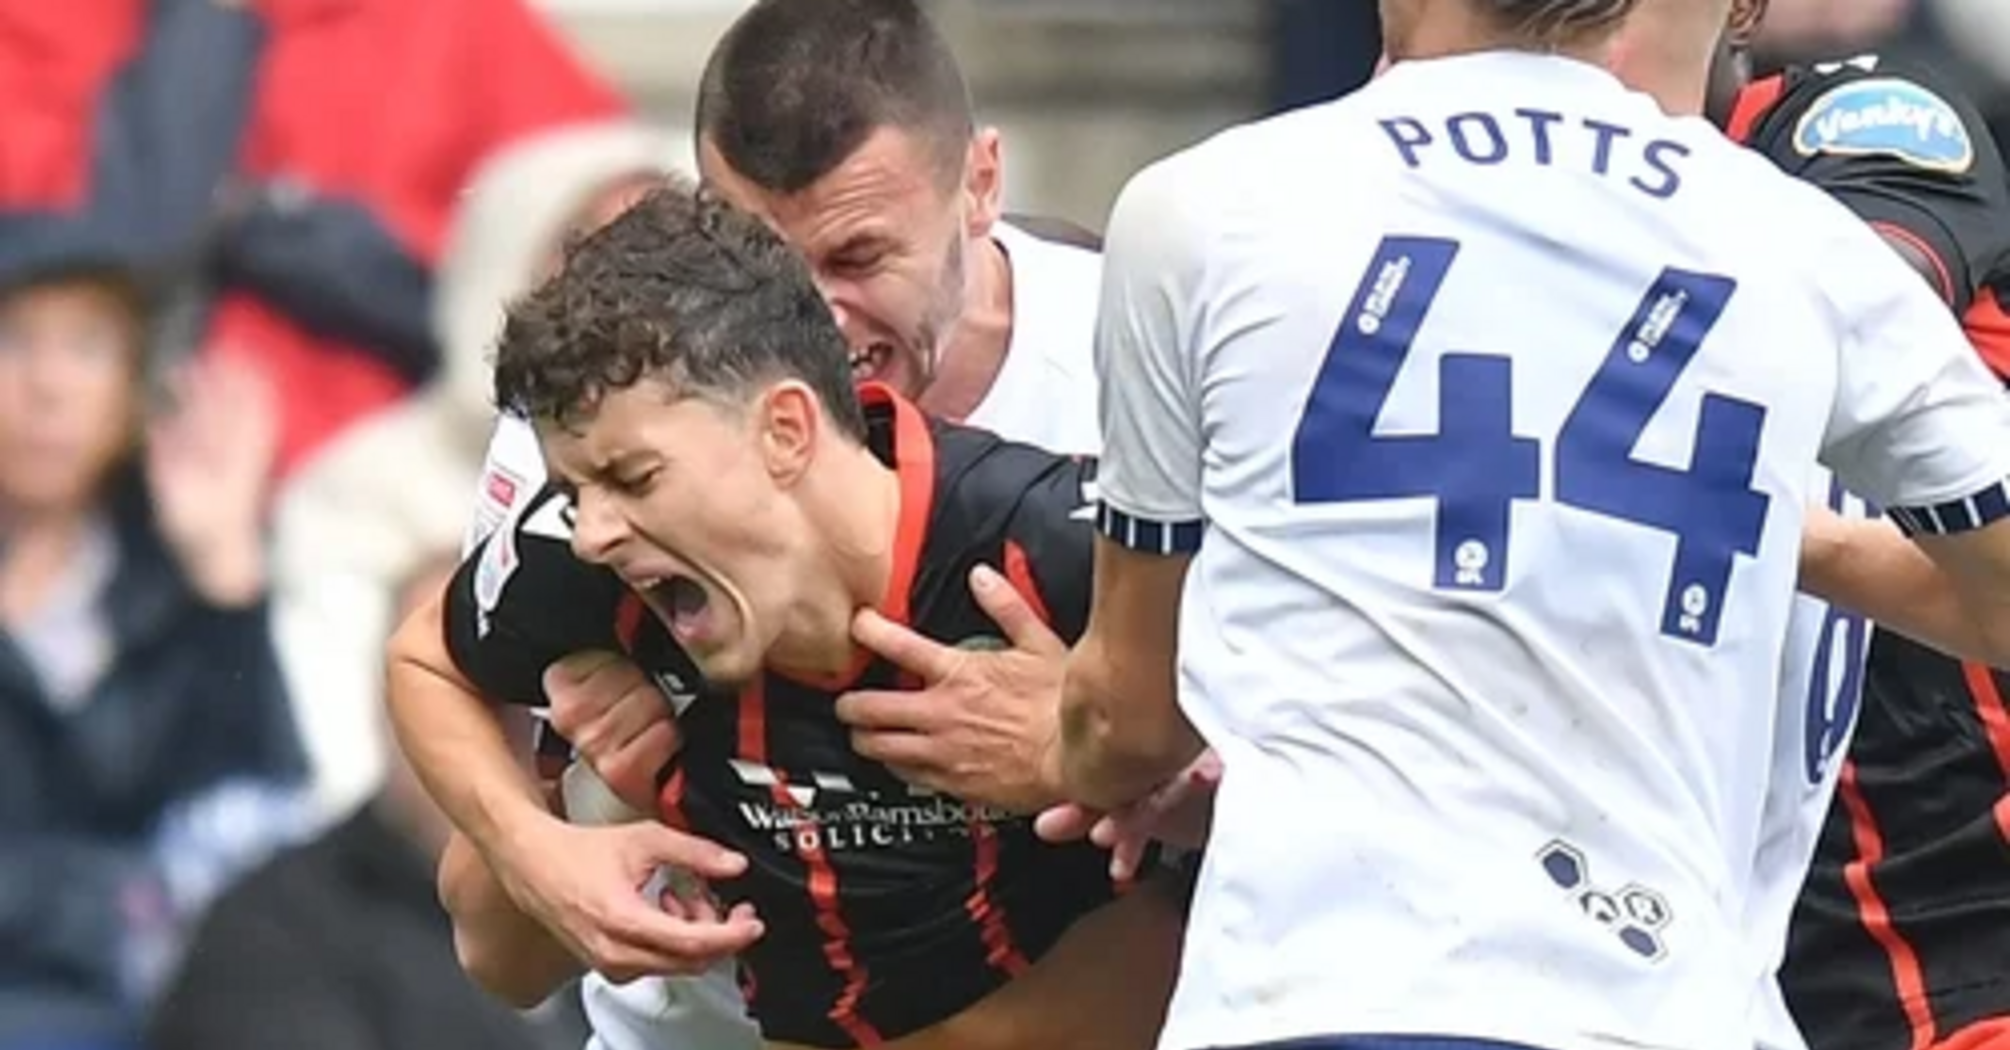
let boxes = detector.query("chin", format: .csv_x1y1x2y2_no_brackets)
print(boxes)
691,644,764,689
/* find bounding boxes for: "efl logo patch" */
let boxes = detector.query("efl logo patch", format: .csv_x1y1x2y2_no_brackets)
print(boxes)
472,524,519,631
1793,78,1974,173
466,464,525,551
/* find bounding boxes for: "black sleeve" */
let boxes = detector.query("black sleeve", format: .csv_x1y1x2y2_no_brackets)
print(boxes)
1000,455,1098,645
442,485,629,706
1744,62,2010,312
88,0,263,263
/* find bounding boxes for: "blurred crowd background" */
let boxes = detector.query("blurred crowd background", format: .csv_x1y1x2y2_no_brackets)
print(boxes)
2,1,2005,1048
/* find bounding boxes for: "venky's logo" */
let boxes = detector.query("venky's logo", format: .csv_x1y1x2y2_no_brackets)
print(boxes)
1793,78,1974,173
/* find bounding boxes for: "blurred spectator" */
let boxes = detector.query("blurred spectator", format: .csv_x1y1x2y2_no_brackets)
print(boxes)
149,557,574,1050
1758,0,1916,51
0,0,629,481
0,235,308,1050
272,121,671,818
1754,0,2010,168
1933,0,2010,88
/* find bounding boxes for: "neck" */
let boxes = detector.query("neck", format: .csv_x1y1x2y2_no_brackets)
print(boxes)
1614,54,1709,116
765,438,905,680
1392,6,1616,68
916,234,1013,424
1606,13,1719,117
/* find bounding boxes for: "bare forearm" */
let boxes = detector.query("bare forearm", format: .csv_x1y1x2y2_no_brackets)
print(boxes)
1801,510,2003,663
1058,641,1202,812
383,598,549,855
439,831,582,1006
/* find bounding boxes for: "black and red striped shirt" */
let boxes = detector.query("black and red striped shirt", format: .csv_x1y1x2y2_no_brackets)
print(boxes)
1727,58,2010,1050
442,387,1115,1047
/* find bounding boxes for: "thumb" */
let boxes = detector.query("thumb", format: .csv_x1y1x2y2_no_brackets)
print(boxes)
545,650,624,692
632,822,748,881
970,564,1064,656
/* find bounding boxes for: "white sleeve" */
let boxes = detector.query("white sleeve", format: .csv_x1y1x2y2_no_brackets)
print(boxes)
462,415,548,555
1092,158,1207,556
1816,219,2010,535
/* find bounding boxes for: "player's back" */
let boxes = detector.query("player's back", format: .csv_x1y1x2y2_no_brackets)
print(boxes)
1138,53,1901,1050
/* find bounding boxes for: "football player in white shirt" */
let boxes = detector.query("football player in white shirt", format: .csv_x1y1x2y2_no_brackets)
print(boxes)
1055,3,2010,1050
385,2,1107,1048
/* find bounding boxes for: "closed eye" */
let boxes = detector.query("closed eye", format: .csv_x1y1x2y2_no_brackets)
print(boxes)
611,468,660,496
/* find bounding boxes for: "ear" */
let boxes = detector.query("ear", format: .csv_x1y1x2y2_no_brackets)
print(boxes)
1726,0,1768,50
758,380,822,489
962,127,1004,241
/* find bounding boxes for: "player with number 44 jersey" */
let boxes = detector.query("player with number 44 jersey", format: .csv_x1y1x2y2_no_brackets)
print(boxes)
1084,38,2010,1050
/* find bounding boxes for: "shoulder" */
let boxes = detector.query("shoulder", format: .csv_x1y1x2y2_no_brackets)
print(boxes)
466,415,548,553
444,482,629,704
927,422,1097,636
466,481,591,617
993,216,1104,350
931,423,1092,530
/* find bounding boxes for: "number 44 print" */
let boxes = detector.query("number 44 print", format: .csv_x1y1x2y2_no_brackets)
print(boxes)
1289,236,1771,647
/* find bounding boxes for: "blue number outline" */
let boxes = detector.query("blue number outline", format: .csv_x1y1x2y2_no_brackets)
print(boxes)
1289,235,1770,646
1803,479,1870,784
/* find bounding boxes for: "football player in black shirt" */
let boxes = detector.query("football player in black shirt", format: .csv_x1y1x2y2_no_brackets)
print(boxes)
412,183,1182,1049
1689,9,2010,1049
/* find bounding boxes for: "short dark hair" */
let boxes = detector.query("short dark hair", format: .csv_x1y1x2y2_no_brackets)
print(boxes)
695,0,974,195
493,181,867,441
1483,0,1638,43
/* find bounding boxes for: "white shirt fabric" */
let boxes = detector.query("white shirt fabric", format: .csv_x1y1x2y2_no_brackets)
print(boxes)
1090,51,2010,1050
1748,472,1875,1050
463,217,1103,1049
964,221,1105,456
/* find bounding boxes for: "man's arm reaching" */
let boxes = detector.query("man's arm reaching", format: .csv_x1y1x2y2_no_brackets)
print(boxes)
385,585,760,997
438,829,581,1007
1059,539,1204,812
1802,509,2010,666
384,586,579,1001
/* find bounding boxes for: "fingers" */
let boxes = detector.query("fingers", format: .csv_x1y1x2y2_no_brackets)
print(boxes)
1033,802,1102,843
546,654,682,803
631,822,749,882
847,727,938,772
969,564,1066,656
595,718,680,812
851,608,961,682
833,688,939,734
543,651,627,698
1084,811,1155,882
593,900,764,981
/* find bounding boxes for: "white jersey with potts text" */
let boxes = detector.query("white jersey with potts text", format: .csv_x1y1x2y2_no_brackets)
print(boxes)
1090,52,2010,1050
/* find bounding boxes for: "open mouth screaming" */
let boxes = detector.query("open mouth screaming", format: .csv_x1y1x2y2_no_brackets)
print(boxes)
635,573,714,646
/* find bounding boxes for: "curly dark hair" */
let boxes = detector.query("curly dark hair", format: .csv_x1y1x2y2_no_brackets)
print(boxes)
493,180,867,440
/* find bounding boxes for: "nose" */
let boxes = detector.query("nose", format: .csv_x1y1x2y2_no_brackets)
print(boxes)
811,275,863,343
568,487,631,566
